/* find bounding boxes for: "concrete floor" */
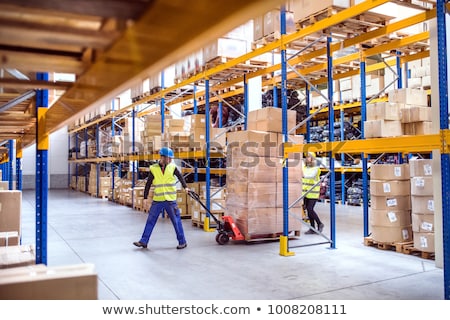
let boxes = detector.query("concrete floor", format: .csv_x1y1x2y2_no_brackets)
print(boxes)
20,189,444,300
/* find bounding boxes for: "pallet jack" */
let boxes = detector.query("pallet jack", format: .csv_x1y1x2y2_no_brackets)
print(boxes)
187,190,244,245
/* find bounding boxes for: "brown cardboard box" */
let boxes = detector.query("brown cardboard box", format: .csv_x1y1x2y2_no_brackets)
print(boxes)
400,106,432,123
210,127,227,149
0,181,9,190
275,207,302,232
227,130,279,157
364,119,403,138
409,159,433,177
226,183,276,208
256,107,297,133
0,231,19,246
370,180,411,196
0,263,98,299
370,164,410,180
370,209,411,227
276,158,303,183
189,127,206,148
413,232,435,253
0,190,22,239
388,88,428,106
276,182,303,208
371,225,412,243
226,156,278,183
366,102,401,121
402,122,433,135
410,176,434,196
370,195,411,210
412,213,434,232
291,0,350,22
411,196,434,214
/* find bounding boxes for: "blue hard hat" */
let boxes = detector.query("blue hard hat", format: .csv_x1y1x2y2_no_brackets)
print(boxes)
159,147,174,157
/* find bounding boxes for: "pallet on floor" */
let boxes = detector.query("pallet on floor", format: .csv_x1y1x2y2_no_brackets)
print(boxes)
364,237,413,253
402,243,435,260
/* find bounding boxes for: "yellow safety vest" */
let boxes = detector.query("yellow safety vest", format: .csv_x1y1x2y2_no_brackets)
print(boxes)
150,162,177,201
302,165,321,199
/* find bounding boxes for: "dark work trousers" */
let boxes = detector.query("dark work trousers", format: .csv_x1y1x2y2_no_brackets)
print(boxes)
304,198,321,229
139,201,186,246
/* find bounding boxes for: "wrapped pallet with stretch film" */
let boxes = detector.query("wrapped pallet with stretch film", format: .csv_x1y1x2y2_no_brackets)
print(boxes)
226,113,303,239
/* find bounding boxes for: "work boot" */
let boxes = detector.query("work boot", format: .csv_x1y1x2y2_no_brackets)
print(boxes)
305,229,315,235
177,243,187,249
133,241,147,248
318,223,324,232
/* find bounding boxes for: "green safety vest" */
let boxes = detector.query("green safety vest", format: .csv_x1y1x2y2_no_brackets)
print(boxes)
150,162,177,201
302,165,321,199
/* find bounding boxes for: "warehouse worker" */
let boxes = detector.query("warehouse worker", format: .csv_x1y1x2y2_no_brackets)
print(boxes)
133,147,190,250
302,152,324,234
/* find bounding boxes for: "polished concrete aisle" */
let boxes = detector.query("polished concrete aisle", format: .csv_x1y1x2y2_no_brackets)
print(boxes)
20,189,444,300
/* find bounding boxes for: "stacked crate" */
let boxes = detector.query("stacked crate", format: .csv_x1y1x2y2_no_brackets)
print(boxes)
226,107,303,239
141,114,171,154
176,190,189,218
409,159,435,253
163,118,190,150
369,164,412,243
184,114,206,150
87,165,110,198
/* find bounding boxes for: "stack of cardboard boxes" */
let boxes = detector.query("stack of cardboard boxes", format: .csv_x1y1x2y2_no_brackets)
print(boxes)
87,165,111,198
369,164,412,243
410,159,435,253
225,107,303,239
364,88,430,138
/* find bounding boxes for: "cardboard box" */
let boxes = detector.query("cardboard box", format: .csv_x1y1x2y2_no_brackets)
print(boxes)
366,102,401,121
371,225,412,243
370,209,411,227
291,0,350,22
0,181,9,190
0,231,19,246
370,195,411,210
247,107,297,134
0,191,22,239
411,195,434,214
412,213,434,232
253,15,264,41
370,164,410,181
364,120,403,138
0,263,98,299
413,232,435,253
409,159,433,177
276,182,303,208
276,158,303,183
184,114,206,130
0,245,35,269
388,88,428,106
203,38,247,63
227,130,279,157
226,156,278,183
410,176,434,196
210,127,227,149
402,122,433,135
370,180,411,196
400,106,432,123
226,182,277,208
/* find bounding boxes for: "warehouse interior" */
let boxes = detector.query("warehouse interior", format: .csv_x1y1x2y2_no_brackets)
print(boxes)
0,0,449,300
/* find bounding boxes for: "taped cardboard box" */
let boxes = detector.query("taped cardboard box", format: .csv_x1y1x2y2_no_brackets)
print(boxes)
0,245,35,269
409,159,433,177
370,196,411,210
412,213,434,232
364,119,403,138
366,102,401,121
410,176,434,196
227,130,279,158
0,190,22,240
411,195,434,214
413,232,435,253
0,263,98,299
371,225,412,243
369,209,411,227
370,163,410,180
370,180,411,196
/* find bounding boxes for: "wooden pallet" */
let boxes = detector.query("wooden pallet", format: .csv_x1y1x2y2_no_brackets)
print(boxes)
364,237,413,253
402,243,435,260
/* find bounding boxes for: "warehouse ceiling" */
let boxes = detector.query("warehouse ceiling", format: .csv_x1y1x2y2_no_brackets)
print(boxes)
0,0,285,151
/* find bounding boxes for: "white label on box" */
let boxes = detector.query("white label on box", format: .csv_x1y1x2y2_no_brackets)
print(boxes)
415,178,425,187
200,135,205,139
383,183,391,193
423,164,432,175
421,222,433,232
402,228,410,240
394,167,402,177
427,200,435,212
193,210,199,219
387,211,398,223
386,198,397,207
420,236,428,248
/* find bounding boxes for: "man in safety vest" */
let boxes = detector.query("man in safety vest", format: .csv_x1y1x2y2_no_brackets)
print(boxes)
133,147,190,249
302,152,324,234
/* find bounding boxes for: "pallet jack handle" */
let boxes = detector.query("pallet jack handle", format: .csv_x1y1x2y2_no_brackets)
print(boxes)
187,190,222,226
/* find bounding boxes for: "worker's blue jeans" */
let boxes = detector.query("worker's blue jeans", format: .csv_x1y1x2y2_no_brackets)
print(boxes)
139,200,186,246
